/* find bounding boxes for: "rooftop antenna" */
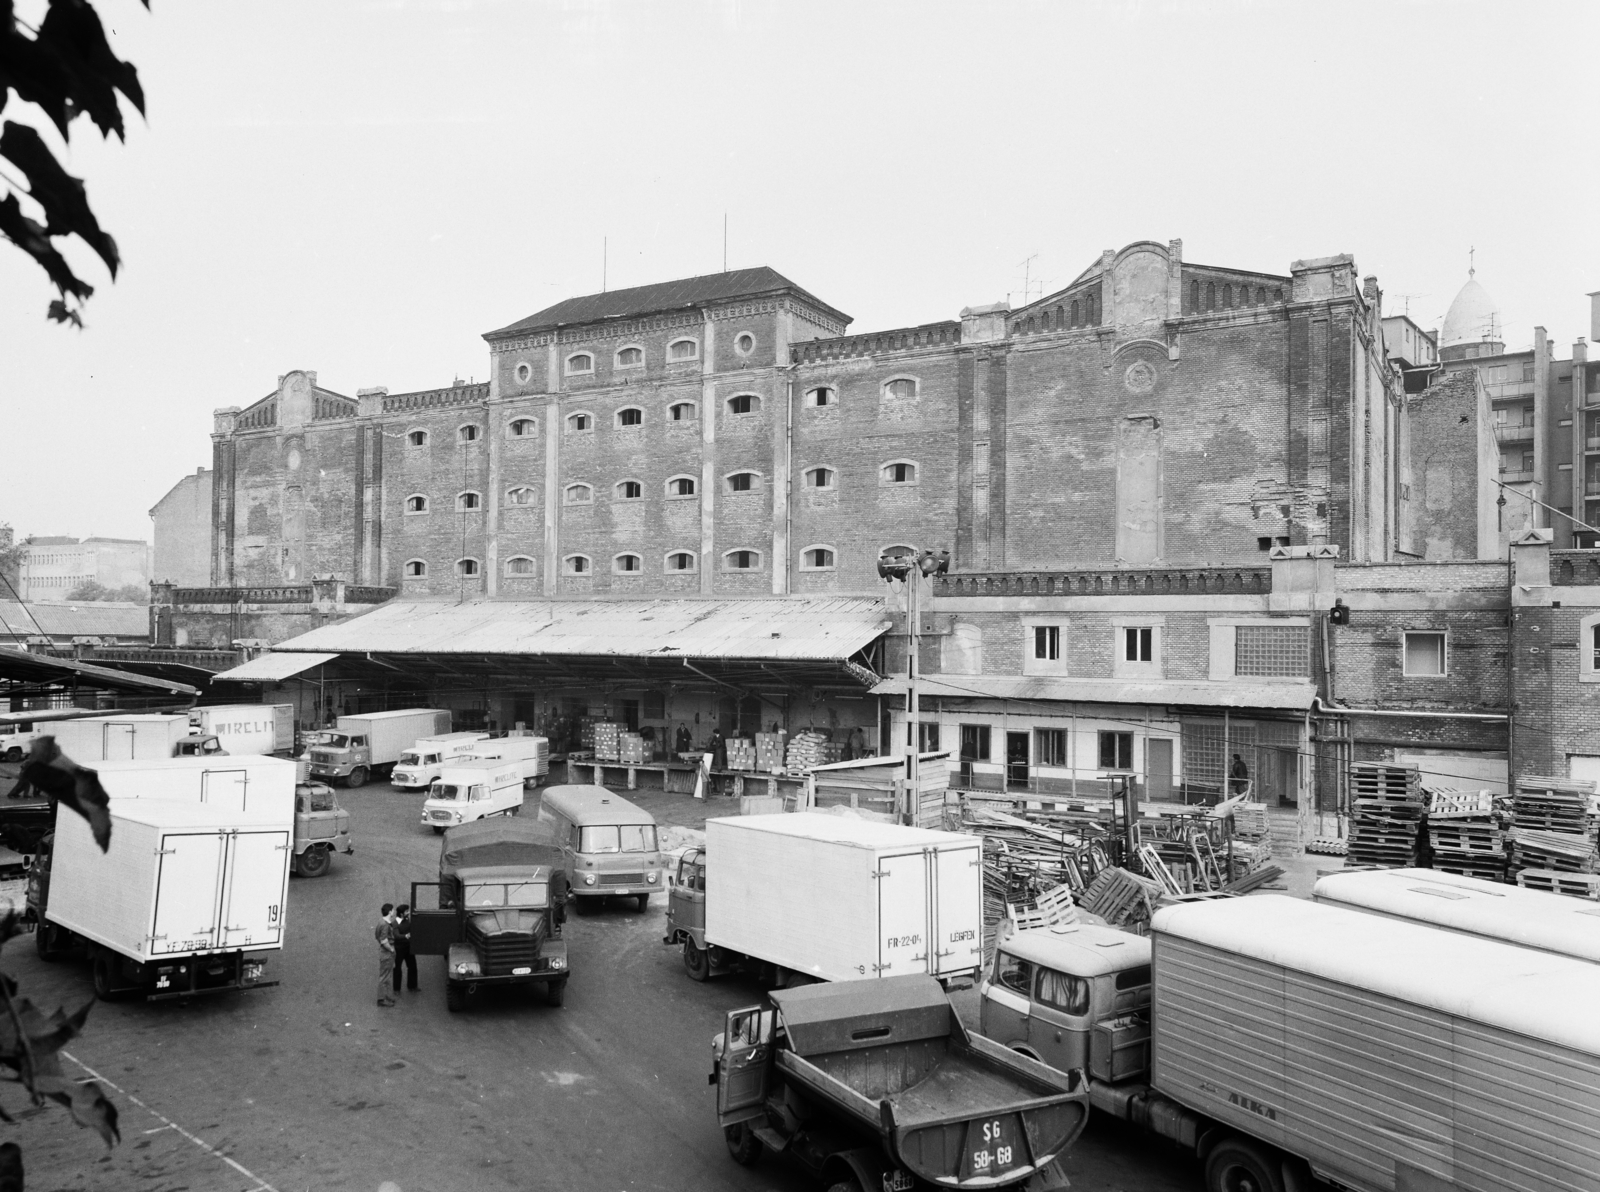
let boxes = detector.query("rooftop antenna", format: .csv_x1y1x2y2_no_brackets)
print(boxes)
1017,252,1040,306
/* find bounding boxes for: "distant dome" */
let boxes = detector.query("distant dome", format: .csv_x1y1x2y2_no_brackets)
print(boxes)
1440,275,1501,347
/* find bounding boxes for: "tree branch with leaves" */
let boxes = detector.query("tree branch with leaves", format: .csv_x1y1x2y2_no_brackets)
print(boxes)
0,0,147,327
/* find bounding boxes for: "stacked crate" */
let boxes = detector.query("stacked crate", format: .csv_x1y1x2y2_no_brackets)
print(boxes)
1344,762,1424,869
592,721,623,763
725,737,756,771
1425,788,1505,881
1510,776,1600,896
755,731,788,774
1228,802,1274,873
785,731,832,772
618,732,648,765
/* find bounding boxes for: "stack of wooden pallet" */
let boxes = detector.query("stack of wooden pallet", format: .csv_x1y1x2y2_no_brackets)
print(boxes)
1078,866,1165,933
1425,788,1506,881
1227,802,1275,872
1509,776,1599,896
1344,762,1425,869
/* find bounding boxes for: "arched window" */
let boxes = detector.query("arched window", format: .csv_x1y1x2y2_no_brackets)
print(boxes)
513,361,532,384
1256,286,1267,306
615,479,643,500
563,554,591,575
1222,284,1233,309
403,559,427,577
727,394,760,415
457,491,482,511
566,412,592,433
805,386,835,408
800,546,836,571
1070,300,1080,327
725,471,759,493
723,548,761,571
505,486,535,506
667,338,698,362
666,475,697,497
407,429,428,447
883,377,918,400
456,558,480,577
668,401,697,422
1205,282,1216,311
1272,287,1284,303
563,483,593,505
881,460,918,485
404,494,429,514
616,406,644,428
1189,281,1199,312
613,553,642,574
1026,316,1035,334
1088,292,1099,323
665,550,697,572
565,352,594,375
504,556,535,576
804,466,835,489
458,424,480,443
508,418,536,438
615,345,644,368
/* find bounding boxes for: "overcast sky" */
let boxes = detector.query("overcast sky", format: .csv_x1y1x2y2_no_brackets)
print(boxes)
3,0,1597,545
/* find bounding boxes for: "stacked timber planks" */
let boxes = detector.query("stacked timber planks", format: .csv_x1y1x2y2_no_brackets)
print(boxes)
1426,788,1506,881
1345,763,1425,869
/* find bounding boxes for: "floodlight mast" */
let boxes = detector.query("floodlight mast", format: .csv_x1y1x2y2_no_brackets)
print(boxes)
877,548,949,824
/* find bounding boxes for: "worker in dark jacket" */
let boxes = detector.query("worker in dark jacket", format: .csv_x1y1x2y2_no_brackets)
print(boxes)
391,904,418,994
709,729,727,771
1229,753,1251,797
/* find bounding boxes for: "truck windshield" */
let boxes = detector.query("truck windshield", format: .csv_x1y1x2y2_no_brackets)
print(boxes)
296,787,338,813
579,824,658,854
463,881,548,908
316,734,350,749
398,751,421,767
433,783,464,801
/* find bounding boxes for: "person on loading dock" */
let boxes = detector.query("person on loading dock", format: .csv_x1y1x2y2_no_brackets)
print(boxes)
392,904,418,994
375,902,396,1007
1229,753,1250,797
709,729,726,771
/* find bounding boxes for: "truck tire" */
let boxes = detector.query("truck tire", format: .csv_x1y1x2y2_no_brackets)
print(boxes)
682,939,710,982
723,1122,762,1167
445,982,466,1013
1204,1138,1286,1192
545,979,566,1007
825,1183,864,1192
3,747,20,762
346,767,367,789
633,893,649,913
92,951,125,1001
296,846,331,878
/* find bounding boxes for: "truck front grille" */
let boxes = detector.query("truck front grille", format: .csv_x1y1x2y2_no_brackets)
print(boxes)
598,873,644,886
311,750,339,765
466,918,548,975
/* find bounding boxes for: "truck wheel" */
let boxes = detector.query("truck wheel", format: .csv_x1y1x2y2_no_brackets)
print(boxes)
3,747,20,762
296,847,331,878
633,894,649,913
723,1122,763,1167
1205,1138,1285,1192
346,767,367,789
445,982,466,1013
825,1182,864,1192
545,979,566,1007
92,952,124,1001
682,939,710,982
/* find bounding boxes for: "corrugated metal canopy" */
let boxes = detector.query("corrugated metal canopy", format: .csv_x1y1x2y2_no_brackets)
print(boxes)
872,674,1316,711
265,598,889,663
0,647,197,696
212,652,339,682
0,601,148,639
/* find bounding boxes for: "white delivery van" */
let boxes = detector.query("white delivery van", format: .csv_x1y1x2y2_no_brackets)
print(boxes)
665,813,985,985
420,762,525,834
391,732,491,790
459,735,549,784
188,704,295,756
51,714,224,762
0,722,39,762
94,755,297,816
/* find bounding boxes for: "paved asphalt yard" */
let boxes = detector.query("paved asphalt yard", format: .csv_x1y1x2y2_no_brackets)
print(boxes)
3,776,1199,1192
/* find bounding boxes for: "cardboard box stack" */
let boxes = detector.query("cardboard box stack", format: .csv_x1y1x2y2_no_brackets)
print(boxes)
1510,775,1600,898
725,737,756,771
619,732,648,765
1425,788,1505,881
592,721,623,763
1344,762,1424,869
755,731,788,774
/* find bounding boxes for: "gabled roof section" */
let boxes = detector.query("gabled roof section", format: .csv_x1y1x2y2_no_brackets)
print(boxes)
485,267,850,341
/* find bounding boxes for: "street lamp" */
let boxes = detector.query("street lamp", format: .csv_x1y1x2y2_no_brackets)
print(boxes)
877,548,949,824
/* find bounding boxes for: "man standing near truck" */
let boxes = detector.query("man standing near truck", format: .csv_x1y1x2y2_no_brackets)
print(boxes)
391,904,418,994
375,903,396,1007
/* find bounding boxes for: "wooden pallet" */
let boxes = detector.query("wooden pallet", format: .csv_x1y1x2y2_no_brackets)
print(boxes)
1428,825,1504,855
1427,790,1497,819
1345,845,1417,867
1433,858,1508,882
1515,868,1600,899
1517,775,1596,798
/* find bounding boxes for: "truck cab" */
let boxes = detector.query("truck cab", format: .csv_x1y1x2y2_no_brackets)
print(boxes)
174,733,227,758
306,730,371,787
420,763,524,834
0,722,37,763
392,733,490,790
409,819,570,1012
292,782,354,877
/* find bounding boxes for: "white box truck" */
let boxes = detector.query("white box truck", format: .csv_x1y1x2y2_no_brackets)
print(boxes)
305,708,450,787
664,813,984,986
978,895,1600,1192
188,704,295,756
391,732,491,790
51,713,225,761
29,798,291,1001
420,761,525,833
459,735,549,784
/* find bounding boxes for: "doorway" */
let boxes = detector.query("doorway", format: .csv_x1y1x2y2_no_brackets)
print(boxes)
1005,732,1030,790
1146,738,1174,801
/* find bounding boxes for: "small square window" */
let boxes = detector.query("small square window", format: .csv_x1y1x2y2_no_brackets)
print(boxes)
1034,625,1060,661
1098,731,1133,770
1403,631,1446,676
1034,728,1067,768
1124,626,1153,662
959,724,991,762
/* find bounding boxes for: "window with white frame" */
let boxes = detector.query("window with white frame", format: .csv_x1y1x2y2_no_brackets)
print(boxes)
1403,631,1447,677
456,558,480,576
504,556,535,576
404,494,429,514
457,491,482,511
805,386,836,408
1112,622,1161,678
567,412,593,433
804,466,836,489
505,486,535,506
881,460,918,485
666,475,697,498
734,332,755,355
727,394,760,416
668,401,697,422
566,352,594,375
667,338,698,362
406,429,428,447
665,550,697,572
616,406,644,427
514,361,532,384
1025,623,1068,676
800,546,835,570
724,548,761,570
564,554,591,575
403,559,427,577
1584,615,1600,683
508,418,536,438
615,479,643,500
616,345,644,368
613,553,642,574
1034,728,1068,767
563,483,593,505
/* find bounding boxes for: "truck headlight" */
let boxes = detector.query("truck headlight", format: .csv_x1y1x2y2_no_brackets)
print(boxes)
583,873,597,886
646,871,658,884
549,956,566,970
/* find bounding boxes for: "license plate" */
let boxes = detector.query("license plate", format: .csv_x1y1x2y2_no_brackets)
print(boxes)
962,1113,1025,1180
511,966,532,975
883,1171,916,1192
